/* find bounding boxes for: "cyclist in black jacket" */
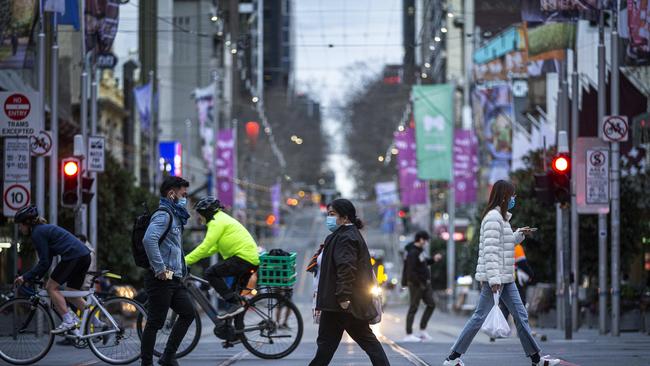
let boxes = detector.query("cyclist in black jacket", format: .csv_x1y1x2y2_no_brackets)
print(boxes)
403,231,441,342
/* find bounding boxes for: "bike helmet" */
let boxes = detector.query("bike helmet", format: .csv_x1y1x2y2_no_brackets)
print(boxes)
14,205,38,224
193,196,223,220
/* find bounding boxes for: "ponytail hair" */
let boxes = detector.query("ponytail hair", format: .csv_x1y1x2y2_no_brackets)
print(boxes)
328,198,364,230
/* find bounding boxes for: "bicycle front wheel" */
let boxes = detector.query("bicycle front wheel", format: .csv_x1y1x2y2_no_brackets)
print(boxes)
86,296,146,365
0,298,55,365
239,292,303,359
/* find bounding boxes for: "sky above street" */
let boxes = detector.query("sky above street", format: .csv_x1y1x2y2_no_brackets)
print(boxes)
293,0,403,197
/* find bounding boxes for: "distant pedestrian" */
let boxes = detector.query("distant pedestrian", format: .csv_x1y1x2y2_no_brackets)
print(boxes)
308,199,390,366
11,31,18,55
140,176,194,366
403,230,441,342
443,180,560,366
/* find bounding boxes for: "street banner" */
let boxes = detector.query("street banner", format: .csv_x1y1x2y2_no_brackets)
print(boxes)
194,84,216,169
271,183,281,236
159,141,182,176
0,92,42,136
85,0,120,54
394,126,427,206
375,181,399,234
216,128,235,208
0,1,37,69
134,82,152,131
473,84,514,186
453,130,478,205
412,84,454,181
44,0,65,12
575,137,610,214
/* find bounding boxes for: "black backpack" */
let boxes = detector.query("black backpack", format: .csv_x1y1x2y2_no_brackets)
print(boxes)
131,207,173,269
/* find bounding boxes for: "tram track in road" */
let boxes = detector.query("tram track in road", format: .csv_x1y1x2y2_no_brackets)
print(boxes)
379,334,432,366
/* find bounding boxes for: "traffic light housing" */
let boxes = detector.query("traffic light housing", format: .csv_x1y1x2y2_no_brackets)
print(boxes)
550,154,571,204
534,173,554,206
61,158,81,208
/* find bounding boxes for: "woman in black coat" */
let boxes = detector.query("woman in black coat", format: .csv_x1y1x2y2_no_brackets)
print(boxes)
308,199,390,366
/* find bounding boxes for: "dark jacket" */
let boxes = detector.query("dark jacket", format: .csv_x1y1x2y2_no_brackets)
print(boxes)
405,244,433,286
316,224,378,322
23,224,90,281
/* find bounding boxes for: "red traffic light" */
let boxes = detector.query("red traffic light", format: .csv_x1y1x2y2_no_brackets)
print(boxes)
551,155,570,174
398,210,406,218
63,161,79,176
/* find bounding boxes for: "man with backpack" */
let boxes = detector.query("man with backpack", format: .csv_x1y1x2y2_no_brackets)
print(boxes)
139,176,194,366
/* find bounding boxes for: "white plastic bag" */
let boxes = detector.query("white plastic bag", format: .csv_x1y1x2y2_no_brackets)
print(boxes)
481,292,511,338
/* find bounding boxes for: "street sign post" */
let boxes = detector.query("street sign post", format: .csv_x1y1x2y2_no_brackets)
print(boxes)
88,136,105,172
575,137,610,214
3,138,30,182
30,130,53,156
3,183,31,217
602,115,629,142
0,92,42,136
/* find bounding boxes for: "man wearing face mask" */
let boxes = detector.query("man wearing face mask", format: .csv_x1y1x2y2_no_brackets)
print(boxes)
185,197,260,320
141,176,194,366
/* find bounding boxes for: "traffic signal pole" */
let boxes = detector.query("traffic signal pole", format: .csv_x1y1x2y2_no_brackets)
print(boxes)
597,4,608,335
610,3,621,336
36,2,46,217
560,53,572,339
49,12,59,226
570,41,580,332
90,68,98,252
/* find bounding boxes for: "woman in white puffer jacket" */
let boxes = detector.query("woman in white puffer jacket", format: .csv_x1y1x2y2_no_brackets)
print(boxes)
443,180,560,366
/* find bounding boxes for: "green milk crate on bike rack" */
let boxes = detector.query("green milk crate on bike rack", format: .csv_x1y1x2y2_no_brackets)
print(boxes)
258,252,297,287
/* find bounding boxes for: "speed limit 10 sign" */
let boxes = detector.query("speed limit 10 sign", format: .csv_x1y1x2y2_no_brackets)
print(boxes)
3,182,31,218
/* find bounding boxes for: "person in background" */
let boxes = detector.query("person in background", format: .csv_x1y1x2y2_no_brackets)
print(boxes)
443,180,560,366
403,231,442,342
13,205,94,334
309,199,390,366
140,176,194,366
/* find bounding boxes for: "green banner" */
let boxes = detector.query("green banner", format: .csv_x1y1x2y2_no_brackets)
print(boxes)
412,84,454,181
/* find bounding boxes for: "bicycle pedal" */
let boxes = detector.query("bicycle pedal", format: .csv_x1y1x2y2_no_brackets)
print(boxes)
222,341,234,348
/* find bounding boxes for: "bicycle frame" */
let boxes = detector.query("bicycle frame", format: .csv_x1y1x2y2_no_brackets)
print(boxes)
34,288,120,340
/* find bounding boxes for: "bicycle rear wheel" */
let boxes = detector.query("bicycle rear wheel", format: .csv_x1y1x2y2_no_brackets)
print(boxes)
86,296,146,365
0,298,55,365
136,305,201,359
239,292,303,359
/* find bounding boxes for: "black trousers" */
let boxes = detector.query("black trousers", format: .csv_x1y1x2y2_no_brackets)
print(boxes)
308,311,390,366
406,283,436,334
204,256,257,302
141,273,195,362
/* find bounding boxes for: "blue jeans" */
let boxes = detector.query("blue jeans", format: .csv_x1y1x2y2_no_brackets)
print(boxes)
451,282,541,357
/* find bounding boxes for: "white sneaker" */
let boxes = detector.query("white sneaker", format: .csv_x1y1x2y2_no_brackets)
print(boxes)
443,358,465,366
418,331,433,341
51,320,77,334
402,334,422,342
533,355,561,366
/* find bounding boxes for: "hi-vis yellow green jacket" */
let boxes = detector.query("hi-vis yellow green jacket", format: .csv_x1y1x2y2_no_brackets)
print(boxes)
185,211,260,266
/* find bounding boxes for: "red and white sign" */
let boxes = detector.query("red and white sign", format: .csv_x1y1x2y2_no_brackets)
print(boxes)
576,138,610,215
30,130,53,156
3,182,31,218
602,115,629,142
0,91,41,136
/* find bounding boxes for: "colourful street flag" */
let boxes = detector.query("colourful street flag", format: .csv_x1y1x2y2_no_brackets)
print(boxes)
216,129,235,208
453,129,478,204
412,84,454,181
394,126,428,206
134,82,152,131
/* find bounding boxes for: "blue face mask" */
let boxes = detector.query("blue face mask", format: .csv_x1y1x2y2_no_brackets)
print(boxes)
508,196,516,210
177,197,187,208
326,216,339,232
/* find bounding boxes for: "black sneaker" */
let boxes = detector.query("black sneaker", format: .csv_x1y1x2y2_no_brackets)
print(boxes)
216,302,245,320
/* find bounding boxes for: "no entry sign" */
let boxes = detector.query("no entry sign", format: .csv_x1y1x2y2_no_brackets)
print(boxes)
0,92,41,136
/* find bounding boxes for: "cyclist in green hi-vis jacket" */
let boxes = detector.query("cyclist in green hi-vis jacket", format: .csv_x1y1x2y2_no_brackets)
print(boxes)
185,197,260,319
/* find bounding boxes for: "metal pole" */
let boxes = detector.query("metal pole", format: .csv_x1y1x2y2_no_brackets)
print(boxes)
597,3,609,335
447,180,455,311
148,70,155,194
560,57,571,338
257,0,264,102
610,1,621,336
462,0,474,129
556,203,563,329
555,59,566,330
77,62,89,237
570,49,580,332
49,11,59,225
36,1,45,216
90,68,98,252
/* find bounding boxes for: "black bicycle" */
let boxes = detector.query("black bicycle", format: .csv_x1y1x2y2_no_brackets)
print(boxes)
136,273,303,359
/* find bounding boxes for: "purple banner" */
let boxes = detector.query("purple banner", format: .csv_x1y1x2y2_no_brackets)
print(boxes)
454,130,478,204
271,184,281,236
394,127,428,206
216,129,235,207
